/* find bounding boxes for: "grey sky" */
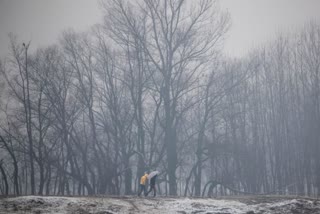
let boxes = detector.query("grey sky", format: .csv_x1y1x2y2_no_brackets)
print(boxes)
1,0,320,58
222,0,320,57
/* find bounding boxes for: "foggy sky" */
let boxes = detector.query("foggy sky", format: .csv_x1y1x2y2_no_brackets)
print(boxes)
1,0,320,58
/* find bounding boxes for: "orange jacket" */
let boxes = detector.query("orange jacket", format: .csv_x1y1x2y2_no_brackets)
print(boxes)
140,174,148,185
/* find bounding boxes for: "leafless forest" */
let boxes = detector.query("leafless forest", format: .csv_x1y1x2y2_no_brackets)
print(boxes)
0,0,320,198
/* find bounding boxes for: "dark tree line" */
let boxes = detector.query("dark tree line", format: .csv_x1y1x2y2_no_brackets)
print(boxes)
0,0,320,197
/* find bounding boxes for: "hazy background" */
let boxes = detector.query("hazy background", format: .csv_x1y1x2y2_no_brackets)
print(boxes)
1,0,320,58
1,0,320,200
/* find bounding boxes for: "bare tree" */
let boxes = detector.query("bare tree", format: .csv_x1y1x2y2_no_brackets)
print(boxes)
103,0,230,195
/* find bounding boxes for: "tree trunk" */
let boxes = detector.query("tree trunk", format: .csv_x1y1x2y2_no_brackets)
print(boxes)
0,161,9,196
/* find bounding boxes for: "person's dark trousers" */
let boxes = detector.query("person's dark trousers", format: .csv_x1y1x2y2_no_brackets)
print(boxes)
138,184,146,196
146,185,156,197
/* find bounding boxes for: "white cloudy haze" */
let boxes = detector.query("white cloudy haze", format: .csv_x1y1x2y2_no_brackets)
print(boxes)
1,0,320,58
2,0,320,205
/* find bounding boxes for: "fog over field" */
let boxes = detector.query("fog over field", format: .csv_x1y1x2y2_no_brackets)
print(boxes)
1,0,320,213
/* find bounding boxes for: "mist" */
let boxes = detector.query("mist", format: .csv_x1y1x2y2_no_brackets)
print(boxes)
0,0,320,200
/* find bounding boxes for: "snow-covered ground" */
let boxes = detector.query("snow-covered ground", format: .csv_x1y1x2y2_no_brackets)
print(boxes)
0,195,319,214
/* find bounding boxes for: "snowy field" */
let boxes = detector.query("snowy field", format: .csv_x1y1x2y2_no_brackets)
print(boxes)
0,195,320,214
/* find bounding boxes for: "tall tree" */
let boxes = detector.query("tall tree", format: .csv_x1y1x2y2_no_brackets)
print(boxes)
103,0,229,195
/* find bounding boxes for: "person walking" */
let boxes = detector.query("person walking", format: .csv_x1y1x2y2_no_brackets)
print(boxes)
138,172,148,196
145,171,159,197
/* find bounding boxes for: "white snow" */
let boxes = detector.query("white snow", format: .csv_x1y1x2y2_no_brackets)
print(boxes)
0,195,319,214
